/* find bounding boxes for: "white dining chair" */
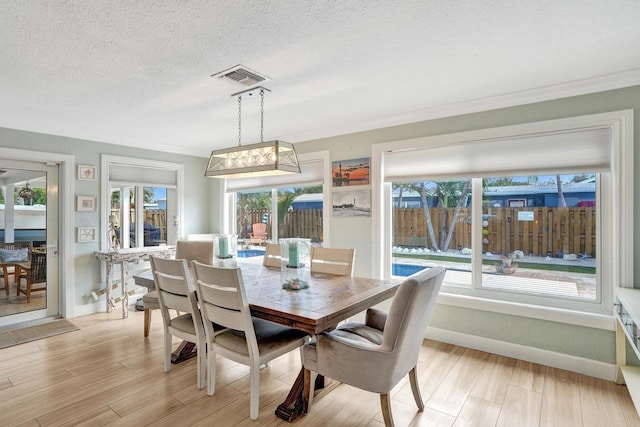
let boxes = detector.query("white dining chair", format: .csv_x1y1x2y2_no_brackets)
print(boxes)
310,247,355,276
262,243,282,268
149,256,207,389
143,240,214,337
192,261,309,420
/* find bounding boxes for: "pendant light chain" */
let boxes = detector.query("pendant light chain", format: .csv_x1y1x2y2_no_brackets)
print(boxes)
260,88,265,143
237,95,242,147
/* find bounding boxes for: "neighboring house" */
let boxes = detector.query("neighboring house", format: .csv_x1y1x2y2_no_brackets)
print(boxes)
484,182,596,207
291,193,323,210
392,182,596,208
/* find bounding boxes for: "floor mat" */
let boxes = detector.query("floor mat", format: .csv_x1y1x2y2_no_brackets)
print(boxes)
0,319,79,349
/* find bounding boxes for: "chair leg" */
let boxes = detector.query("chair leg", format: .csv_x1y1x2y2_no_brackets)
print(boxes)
249,362,261,420
409,366,425,411
144,309,151,337
380,393,395,427
163,332,172,373
207,345,216,396
196,341,206,390
303,368,318,414
26,283,32,303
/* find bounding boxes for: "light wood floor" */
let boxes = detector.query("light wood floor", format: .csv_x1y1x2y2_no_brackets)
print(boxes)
0,310,638,426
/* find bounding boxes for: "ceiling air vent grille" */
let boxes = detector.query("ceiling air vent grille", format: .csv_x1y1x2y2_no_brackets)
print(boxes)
212,65,270,87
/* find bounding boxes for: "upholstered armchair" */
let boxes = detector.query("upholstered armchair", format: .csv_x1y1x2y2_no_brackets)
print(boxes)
302,266,445,426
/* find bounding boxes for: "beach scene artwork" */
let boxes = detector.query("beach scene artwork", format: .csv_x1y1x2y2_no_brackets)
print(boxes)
332,157,370,187
333,189,371,217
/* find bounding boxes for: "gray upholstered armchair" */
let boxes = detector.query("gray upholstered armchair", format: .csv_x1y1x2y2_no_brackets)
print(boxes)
302,266,445,426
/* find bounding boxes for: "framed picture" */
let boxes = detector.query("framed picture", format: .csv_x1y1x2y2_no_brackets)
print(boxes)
332,189,371,217
77,164,96,181
332,157,370,187
77,227,97,243
76,195,96,212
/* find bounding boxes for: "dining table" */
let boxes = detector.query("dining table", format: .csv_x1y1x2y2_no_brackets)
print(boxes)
133,261,400,422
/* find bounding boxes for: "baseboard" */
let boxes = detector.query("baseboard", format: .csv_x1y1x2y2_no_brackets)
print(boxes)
73,297,140,317
427,326,617,381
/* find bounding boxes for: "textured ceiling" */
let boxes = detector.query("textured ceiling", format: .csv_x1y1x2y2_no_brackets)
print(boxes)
1,1,640,157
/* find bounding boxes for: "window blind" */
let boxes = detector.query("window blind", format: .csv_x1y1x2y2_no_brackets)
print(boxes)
109,164,178,188
225,158,324,192
383,126,612,182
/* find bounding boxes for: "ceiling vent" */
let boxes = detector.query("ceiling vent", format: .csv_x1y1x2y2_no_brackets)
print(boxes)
212,65,270,87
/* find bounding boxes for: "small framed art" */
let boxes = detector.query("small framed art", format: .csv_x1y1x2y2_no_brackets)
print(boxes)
76,196,96,212
332,157,370,187
77,227,97,243
77,165,96,181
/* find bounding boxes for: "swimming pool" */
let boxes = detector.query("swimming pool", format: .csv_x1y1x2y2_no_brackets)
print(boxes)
392,264,427,276
237,249,266,258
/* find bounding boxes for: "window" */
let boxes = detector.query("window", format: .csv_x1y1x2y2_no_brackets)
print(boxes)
392,174,597,306
101,155,183,249
225,151,330,245
374,110,633,318
235,185,324,244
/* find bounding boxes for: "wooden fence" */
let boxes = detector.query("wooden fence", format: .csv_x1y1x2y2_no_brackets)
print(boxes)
238,209,323,242
394,207,596,257
111,209,168,244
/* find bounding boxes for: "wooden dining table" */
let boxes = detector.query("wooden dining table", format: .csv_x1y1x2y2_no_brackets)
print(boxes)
134,261,400,422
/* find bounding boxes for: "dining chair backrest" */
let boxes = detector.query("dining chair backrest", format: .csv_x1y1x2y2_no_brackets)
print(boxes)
262,243,282,268
192,262,255,343
310,247,355,276
186,234,215,241
151,256,200,315
175,240,215,265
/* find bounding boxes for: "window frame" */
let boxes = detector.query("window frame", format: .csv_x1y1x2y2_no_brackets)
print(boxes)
225,151,332,245
372,110,633,328
101,155,184,250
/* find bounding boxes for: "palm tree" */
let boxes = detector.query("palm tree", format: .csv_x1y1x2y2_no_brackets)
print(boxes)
556,174,567,207
419,182,439,251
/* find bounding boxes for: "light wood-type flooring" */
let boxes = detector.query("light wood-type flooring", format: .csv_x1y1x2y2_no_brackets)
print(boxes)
0,310,638,426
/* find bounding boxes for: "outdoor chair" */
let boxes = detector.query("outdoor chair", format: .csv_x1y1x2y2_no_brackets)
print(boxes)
17,251,46,303
149,256,206,389
262,243,282,268
310,247,355,276
249,223,267,244
192,261,309,420
0,241,32,295
302,266,445,427
143,240,214,337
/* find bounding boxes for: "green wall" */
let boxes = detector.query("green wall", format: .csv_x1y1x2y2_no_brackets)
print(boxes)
0,127,214,309
2,84,639,365
294,85,640,364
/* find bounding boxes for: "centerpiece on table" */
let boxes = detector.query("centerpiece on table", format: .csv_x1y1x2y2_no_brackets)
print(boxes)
280,238,311,290
213,234,238,267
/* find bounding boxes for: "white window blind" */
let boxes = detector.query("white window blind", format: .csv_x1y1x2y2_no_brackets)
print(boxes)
383,126,612,182
225,158,324,192
109,164,178,188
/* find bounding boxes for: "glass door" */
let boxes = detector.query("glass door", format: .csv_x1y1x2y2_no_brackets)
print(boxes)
0,159,59,326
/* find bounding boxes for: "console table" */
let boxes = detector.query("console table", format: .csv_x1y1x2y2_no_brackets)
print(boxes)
94,246,174,318
615,287,640,415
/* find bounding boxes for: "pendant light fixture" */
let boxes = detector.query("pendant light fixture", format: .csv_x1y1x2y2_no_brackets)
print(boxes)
204,86,301,179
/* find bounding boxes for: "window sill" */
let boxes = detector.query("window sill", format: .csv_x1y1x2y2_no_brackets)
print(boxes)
437,291,615,331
